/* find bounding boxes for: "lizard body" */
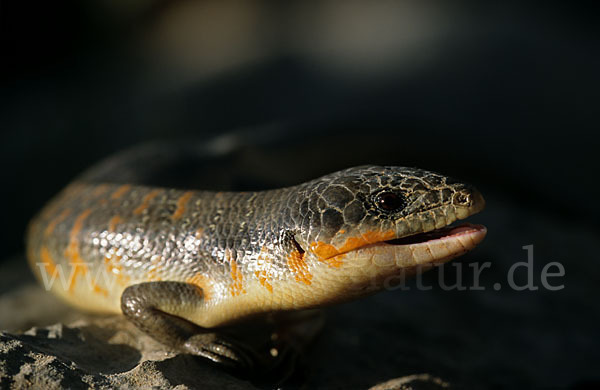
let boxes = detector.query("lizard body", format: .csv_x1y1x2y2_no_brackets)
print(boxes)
26,165,486,367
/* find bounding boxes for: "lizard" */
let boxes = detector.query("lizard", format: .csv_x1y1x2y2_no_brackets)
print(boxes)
25,163,486,369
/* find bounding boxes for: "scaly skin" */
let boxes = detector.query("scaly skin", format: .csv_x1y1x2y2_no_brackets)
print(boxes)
26,165,486,368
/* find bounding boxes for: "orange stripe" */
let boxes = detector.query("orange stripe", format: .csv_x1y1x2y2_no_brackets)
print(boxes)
92,283,108,297
44,209,71,237
64,209,92,292
61,183,86,202
172,191,193,220
104,255,130,286
186,273,213,301
133,189,161,215
287,249,312,285
111,184,131,200
146,256,163,281
255,247,276,292
63,209,108,296
254,271,273,292
229,252,245,296
68,209,92,242
108,215,123,232
91,184,110,198
310,230,396,267
40,246,58,279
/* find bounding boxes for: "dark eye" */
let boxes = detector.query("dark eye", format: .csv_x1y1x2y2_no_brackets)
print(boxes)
374,191,405,212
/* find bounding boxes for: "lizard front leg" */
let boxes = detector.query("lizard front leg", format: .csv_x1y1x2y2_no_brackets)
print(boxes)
120,281,253,369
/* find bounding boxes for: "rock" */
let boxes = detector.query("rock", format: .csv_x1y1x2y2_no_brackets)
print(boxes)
0,316,256,389
0,256,258,389
369,374,451,390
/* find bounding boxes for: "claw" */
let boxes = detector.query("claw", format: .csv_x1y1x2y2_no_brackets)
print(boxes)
183,334,254,369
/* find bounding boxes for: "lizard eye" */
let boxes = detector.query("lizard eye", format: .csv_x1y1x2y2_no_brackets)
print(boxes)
373,191,405,212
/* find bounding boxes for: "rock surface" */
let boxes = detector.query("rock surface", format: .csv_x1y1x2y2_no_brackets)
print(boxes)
0,318,255,389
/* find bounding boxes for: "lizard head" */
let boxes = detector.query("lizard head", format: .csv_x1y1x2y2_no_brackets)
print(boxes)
288,165,486,301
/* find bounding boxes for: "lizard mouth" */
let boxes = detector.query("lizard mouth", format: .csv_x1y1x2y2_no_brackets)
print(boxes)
310,223,486,266
360,223,487,267
385,223,486,246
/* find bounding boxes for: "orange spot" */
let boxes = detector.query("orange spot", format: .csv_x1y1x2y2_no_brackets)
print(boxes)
145,256,163,281
287,250,312,285
253,247,276,292
91,184,110,197
325,254,345,268
111,184,131,200
195,228,205,240
44,209,71,237
93,283,108,297
62,183,86,201
310,230,396,267
186,273,213,301
67,210,92,246
104,255,130,286
172,191,194,220
40,246,58,279
133,189,161,215
310,242,338,261
229,254,245,297
107,215,123,232
338,229,346,234
64,209,92,292
254,271,273,292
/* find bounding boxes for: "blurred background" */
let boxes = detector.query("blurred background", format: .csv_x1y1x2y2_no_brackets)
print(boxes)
1,1,599,388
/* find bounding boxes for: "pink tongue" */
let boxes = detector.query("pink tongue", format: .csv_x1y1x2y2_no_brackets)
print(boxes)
447,223,484,236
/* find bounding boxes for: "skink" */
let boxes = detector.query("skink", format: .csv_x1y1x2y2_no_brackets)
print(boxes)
26,165,486,367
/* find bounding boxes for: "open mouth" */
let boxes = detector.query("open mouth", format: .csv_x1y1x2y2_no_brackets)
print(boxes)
329,222,487,269
385,223,486,246
309,222,486,266
359,222,488,267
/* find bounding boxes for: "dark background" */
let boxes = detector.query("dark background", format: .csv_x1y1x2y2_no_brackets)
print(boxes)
1,1,599,388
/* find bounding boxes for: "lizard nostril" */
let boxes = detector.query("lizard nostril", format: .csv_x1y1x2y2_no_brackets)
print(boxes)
454,188,485,213
455,192,471,205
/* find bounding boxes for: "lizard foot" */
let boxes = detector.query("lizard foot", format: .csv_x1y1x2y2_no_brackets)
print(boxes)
183,333,254,369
